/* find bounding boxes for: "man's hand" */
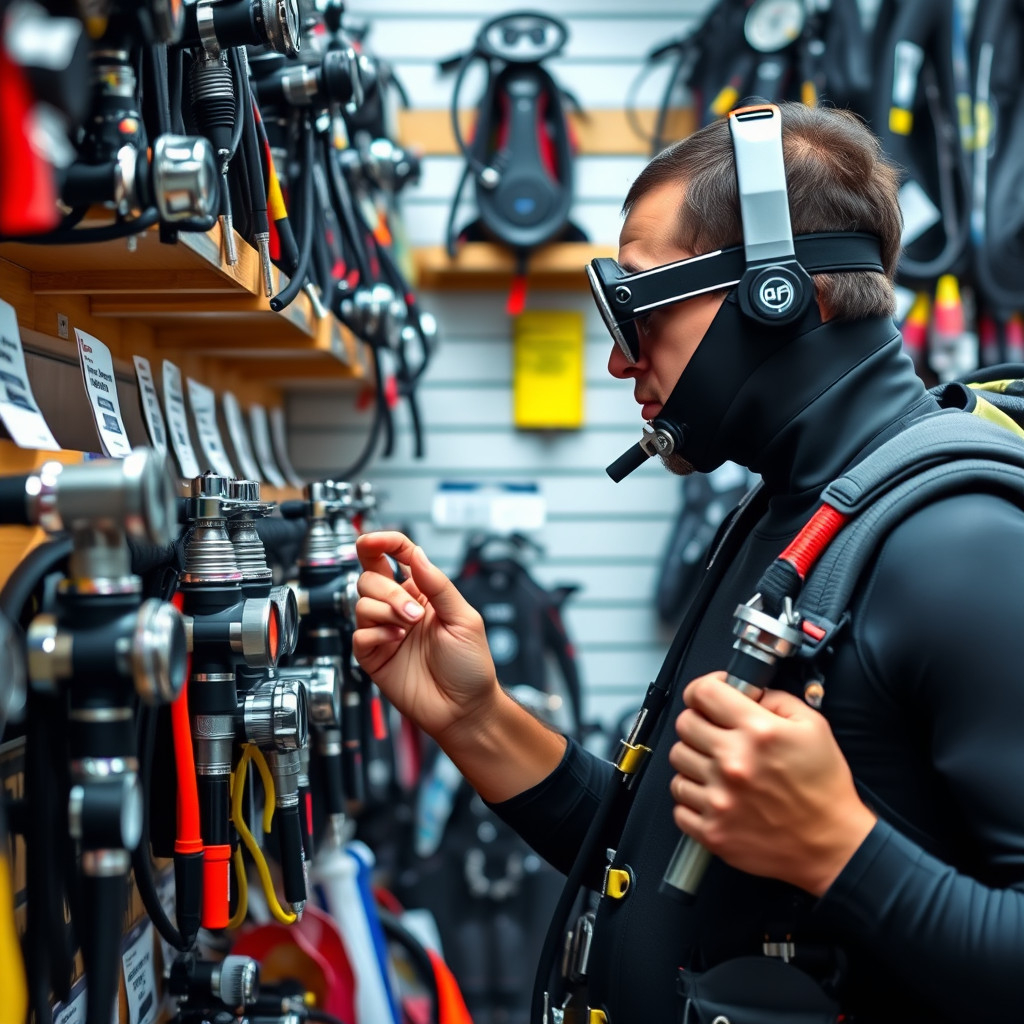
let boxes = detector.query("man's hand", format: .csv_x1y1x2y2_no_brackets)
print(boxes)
668,672,877,897
353,531,502,744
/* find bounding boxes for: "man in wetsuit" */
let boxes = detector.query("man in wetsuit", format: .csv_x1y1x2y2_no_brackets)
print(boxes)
352,102,1024,1022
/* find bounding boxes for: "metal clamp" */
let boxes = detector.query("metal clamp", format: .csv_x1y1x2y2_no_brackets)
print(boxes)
614,739,650,776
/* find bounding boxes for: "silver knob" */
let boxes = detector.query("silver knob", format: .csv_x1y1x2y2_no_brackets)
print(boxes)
152,134,218,222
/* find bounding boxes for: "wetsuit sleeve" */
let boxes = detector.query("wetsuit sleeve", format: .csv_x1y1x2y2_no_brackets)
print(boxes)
486,736,616,880
818,492,1024,1021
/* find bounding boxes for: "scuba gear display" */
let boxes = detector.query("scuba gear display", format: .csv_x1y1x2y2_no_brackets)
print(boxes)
594,105,886,483
451,532,583,735
871,0,972,289
970,0,1024,320
11,451,187,1024
442,10,586,314
626,0,871,153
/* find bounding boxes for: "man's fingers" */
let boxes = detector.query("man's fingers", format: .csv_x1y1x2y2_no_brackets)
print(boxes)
668,739,713,783
675,707,721,756
358,568,427,621
669,773,709,815
407,545,471,622
683,672,768,727
355,593,424,630
357,531,419,575
351,624,407,660
358,534,469,625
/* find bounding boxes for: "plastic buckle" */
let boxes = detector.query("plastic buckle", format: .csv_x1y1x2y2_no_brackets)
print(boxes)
793,610,849,663
763,937,796,963
602,865,631,900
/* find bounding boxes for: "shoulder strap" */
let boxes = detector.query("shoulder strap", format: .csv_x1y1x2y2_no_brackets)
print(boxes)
793,411,1024,626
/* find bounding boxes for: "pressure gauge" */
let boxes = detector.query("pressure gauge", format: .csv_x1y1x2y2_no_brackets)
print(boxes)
744,0,806,53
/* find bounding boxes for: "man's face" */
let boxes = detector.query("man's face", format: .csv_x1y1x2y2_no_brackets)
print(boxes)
607,181,727,475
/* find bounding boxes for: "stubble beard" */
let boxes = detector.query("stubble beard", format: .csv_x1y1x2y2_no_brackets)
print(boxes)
659,451,696,476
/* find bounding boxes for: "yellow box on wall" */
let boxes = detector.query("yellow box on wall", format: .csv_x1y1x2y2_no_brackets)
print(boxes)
513,311,585,429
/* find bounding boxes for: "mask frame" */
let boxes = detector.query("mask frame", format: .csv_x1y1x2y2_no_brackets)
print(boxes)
587,103,884,363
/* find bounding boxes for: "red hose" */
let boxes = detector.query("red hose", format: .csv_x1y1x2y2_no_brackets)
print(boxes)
778,503,849,579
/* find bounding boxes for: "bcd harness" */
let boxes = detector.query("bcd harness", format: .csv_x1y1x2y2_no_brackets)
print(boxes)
441,10,587,316
534,368,1024,1024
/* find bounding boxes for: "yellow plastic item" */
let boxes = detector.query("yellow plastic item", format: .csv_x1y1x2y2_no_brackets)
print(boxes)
889,107,914,135
513,311,585,430
0,845,28,1024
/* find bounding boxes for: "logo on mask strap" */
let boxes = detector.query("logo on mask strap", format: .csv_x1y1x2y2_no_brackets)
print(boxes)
758,276,795,314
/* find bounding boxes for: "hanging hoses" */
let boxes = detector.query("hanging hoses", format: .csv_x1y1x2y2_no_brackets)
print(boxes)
133,706,193,953
870,0,972,287
271,121,315,312
970,0,1024,315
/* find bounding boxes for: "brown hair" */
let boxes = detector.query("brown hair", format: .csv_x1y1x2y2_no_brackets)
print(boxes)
623,103,902,320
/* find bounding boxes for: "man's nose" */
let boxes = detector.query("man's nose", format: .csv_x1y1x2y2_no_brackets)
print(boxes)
607,342,638,379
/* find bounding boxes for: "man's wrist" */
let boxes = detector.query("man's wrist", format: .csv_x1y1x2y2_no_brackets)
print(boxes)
803,805,879,898
437,684,567,804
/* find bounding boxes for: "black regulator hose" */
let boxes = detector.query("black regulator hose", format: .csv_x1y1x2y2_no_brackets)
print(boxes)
271,124,315,312
133,705,192,953
0,536,73,626
376,908,441,1024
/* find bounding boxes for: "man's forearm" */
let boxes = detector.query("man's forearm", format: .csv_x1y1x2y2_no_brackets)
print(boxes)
437,687,568,803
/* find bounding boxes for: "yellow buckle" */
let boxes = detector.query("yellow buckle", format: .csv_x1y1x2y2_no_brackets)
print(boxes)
615,740,650,775
589,1011,608,1024
602,867,630,900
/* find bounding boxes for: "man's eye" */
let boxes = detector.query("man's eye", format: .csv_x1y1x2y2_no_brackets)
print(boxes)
636,314,654,336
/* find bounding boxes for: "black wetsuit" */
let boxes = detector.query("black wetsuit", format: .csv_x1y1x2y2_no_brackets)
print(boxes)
492,315,1024,1023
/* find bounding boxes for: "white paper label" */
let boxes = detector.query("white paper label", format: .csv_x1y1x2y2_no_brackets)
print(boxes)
52,977,87,1024
249,405,286,488
75,329,131,457
0,299,59,450
187,377,235,478
894,285,917,325
330,318,349,365
155,868,178,983
431,482,546,532
161,361,201,480
270,406,304,488
222,391,261,481
899,179,942,246
121,920,157,1024
132,356,168,456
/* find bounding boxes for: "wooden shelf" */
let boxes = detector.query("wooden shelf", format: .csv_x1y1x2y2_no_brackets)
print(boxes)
0,222,363,378
397,106,695,157
413,242,616,291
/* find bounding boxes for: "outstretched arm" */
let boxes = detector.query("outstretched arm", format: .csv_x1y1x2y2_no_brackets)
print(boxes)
353,531,566,803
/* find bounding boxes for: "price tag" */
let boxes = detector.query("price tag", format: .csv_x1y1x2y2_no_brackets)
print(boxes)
75,329,131,457
161,361,201,479
121,919,158,1024
270,406,304,488
0,299,59,450
51,977,87,1024
132,356,168,455
186,378,235,478
154,868,178,985
249,405,286,487
222,391,262,481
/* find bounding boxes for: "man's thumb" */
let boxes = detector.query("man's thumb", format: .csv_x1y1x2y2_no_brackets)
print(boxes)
409,546,470,621
757,687,811,720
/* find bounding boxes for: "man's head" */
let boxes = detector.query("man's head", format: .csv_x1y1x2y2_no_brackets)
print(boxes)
605,103,902,475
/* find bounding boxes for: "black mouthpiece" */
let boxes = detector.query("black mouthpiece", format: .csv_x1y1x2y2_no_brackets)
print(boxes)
606,441,652,482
